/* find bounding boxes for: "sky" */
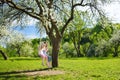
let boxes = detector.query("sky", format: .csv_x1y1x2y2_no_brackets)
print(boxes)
14,18,41,39
16,1,120,39
17,26,40,39
103,1,120,23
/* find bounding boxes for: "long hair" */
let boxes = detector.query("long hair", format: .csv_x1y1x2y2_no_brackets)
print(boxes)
39,42,44,50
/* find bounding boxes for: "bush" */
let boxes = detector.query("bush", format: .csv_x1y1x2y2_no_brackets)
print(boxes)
20,44,34,57
62,42,76,58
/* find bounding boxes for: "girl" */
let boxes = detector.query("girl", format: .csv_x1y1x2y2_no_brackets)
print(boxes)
38,42,51,67
38,42,48,66
44,42,52,67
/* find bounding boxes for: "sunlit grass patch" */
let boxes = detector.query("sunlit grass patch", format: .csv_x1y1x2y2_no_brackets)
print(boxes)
0,57,120,80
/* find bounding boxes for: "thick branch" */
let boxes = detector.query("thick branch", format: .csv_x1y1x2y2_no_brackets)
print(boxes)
47,0,53,8
35,0,43,15
0,50,8,60
5,0,40,20
61,0,74,35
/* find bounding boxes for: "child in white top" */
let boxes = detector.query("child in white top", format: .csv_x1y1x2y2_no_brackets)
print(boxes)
38,42,51,67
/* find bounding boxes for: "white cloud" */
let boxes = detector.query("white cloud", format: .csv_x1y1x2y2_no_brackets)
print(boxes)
26,34,40,39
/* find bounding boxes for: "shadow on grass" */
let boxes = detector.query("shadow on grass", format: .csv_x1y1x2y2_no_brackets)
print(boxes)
0,74,27,80
0,68,53,80
0,57,41,61
85,57,120,60
9,57,40,61
67,57,120,60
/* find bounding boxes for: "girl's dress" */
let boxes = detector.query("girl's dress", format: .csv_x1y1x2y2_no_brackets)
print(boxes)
38,49,46,58
38,48,52,62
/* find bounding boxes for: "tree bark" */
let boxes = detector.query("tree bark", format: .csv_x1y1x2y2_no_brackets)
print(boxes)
52,45,58,67
50,36,61,67
17,47,21,57
0,50,8,60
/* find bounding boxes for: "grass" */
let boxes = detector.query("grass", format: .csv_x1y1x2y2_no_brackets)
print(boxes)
0,57,120,80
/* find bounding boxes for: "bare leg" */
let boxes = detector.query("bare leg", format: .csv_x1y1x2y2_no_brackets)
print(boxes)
40,54,45,66
44,56,50,67
48,62,51,68
41,57,45,66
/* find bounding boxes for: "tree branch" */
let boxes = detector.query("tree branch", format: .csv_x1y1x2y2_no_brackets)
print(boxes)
47,0,53,8
61,0,74,35
5,0,40,20
61,0,99,35
35,0,43,15
54,4,69,17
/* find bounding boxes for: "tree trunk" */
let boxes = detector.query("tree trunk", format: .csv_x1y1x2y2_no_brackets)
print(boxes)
51,38,61,67
0,50,8,60
76,44,84,57
77,51,83,57
17,46,21,57
113,52,118,57
113,46,118,57
17,50,21,57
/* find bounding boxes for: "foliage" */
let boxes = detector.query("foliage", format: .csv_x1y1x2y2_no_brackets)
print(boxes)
95,39,110,57
67,11,86,57
6,31,25,57
62,42,76,58
60,23,120,58
90,23,113,44
109,30,120,57
81,42,91,56
31,38,40,57
87,22,116,57
109,30,120,45
20,43,34,57
86,44,96,57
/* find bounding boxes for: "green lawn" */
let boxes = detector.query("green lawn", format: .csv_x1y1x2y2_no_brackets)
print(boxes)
0,57,120,80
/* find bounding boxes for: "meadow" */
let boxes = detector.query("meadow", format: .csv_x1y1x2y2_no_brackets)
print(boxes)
0,57,120,80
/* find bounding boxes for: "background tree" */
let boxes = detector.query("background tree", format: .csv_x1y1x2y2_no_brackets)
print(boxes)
6,31,25,57
95,39,110,57
80,28,91,56
62,42,75,58
87,22,114,57
0,4,26,58
0,25,9,60
0,46,7,60
20,40,34,57
1,0,113,67
67,11,91,57
0,2,8,60
31,38,40,57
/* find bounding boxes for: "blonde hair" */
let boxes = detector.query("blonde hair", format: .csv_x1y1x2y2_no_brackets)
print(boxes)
39,42,44,50
40,42,48,51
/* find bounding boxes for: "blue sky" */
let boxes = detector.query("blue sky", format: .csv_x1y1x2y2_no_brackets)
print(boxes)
17,26,40,39
16,1,120,39
14,17,46,39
